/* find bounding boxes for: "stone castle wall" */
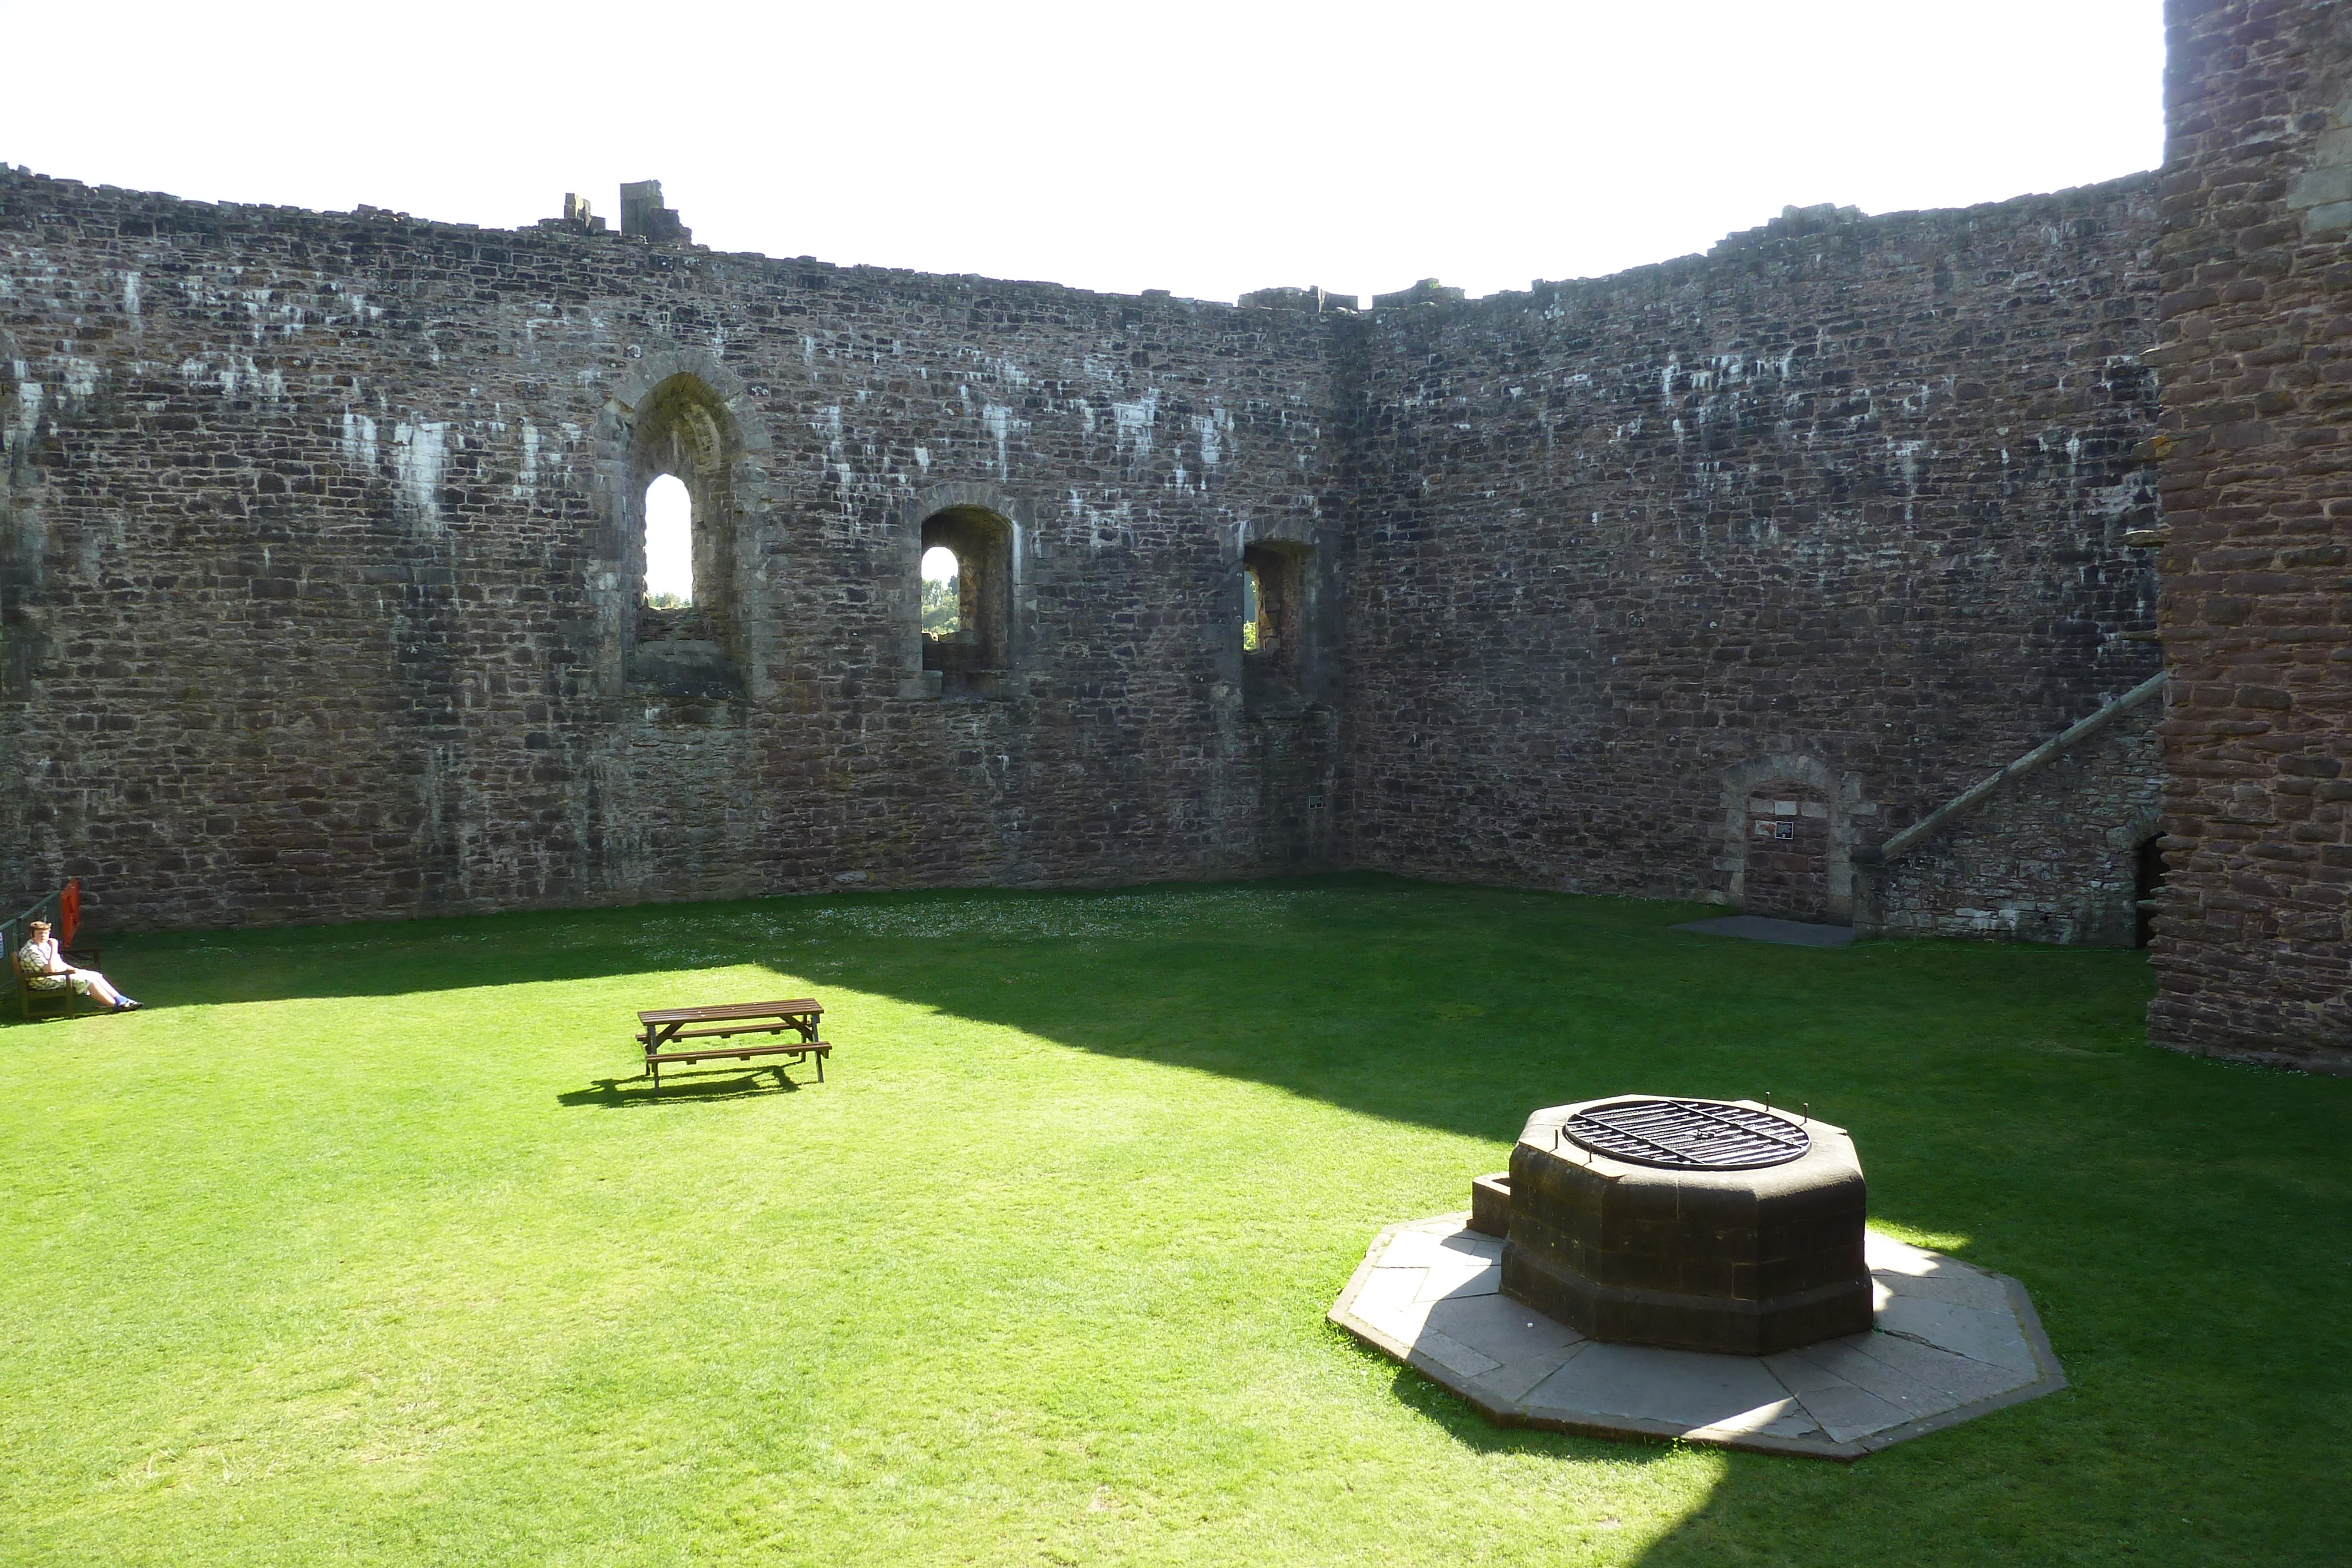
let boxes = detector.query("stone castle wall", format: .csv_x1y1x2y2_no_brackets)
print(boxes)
1859,706,2165,946
11,8,2336,1067
1,169,2174,977
0,172,1346,928
1336,184,2167,925
0,166,2169,944
2149,0,2352,1071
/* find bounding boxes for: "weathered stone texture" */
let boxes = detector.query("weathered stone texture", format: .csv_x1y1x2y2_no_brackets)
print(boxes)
1860,707,2165,946
2149,0,2352,1070
1337,186,2167,926
0,172,1342,927
22,10,2346,1068
0,164,2180,1016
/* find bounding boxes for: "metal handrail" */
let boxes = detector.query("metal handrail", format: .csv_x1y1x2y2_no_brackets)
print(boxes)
1865,671,2169,866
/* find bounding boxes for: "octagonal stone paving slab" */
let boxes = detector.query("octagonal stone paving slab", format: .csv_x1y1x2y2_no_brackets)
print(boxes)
1329,1214,2066,1461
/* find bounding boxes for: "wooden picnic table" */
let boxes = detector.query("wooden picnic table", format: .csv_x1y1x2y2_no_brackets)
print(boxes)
636,998,830,1089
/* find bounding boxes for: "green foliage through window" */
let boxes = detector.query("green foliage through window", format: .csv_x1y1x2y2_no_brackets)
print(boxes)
921,570,958,638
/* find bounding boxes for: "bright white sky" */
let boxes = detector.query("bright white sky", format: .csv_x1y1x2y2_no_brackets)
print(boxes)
4,1,2163,306
644,476,692,601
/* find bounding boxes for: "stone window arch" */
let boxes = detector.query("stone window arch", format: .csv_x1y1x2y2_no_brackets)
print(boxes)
920,504,1013,698
622,372,745,697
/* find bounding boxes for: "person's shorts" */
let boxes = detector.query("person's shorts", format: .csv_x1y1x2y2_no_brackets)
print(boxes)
28,972,95,996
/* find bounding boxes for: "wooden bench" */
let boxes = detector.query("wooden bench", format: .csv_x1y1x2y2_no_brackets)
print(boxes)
10,945,102,1023
637,998,830,1089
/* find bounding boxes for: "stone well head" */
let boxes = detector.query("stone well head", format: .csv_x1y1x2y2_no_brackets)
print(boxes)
1499,1095,1870,1356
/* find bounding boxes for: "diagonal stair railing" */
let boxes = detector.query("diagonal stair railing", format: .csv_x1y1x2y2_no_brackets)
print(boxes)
1859,671,2170,867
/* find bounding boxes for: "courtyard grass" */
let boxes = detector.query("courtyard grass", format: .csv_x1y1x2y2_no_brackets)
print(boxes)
2,874,2344,1567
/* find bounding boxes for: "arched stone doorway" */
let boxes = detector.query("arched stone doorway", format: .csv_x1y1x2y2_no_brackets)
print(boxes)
2134,833,2166,948
1717,754,1860,926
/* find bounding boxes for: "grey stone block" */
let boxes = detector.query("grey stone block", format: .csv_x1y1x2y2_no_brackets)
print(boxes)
1329,1216,2065,1462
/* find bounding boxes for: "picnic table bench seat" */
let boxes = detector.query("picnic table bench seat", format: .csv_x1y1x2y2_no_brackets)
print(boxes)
637,998,830,1088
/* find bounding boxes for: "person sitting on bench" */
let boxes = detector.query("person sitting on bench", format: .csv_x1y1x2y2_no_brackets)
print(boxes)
16,920,139,1011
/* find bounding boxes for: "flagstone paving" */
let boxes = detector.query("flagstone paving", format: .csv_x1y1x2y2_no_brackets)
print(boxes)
1329,1215,2066,1460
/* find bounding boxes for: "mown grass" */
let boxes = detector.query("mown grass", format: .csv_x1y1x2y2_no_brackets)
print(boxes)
2,875,2343,1566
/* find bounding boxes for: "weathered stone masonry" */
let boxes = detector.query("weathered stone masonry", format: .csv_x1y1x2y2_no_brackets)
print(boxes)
14,10,2341,1072
2147,0,2352,1071
1337,185,2166,941
0,179,1345,925
0,176,2162,938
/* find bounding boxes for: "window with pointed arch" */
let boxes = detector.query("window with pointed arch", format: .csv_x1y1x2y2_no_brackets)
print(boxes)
623,373,743,697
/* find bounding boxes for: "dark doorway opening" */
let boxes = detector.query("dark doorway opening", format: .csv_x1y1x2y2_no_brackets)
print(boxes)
2134,835,2166,948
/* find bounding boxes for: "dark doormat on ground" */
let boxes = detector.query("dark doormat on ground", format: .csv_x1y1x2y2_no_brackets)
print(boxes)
1672,915,1856,948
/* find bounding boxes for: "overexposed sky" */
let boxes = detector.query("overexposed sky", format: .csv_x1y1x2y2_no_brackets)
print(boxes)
2,1,2164,305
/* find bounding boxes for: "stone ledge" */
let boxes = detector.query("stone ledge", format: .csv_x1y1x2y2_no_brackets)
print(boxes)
1328,1213,2066,1463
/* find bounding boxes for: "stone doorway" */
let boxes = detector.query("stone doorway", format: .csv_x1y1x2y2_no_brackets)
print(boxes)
1742,783,1832,922
2134,835,2166,948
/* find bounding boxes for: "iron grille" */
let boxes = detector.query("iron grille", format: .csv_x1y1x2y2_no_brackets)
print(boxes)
1562,1098,1809,1170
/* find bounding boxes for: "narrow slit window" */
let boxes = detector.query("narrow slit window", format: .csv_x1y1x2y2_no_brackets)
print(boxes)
1242,565,1262,651
921,545,960,638
644,474,693,607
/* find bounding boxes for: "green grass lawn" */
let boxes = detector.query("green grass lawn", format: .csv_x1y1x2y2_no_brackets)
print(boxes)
3,875,2344,1566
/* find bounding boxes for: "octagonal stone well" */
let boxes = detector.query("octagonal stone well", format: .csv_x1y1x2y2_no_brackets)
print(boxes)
1332,1096,2066,1459
1501,1096,1873,1356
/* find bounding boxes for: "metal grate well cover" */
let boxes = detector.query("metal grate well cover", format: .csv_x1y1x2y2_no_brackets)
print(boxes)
1562,1098,1810,1170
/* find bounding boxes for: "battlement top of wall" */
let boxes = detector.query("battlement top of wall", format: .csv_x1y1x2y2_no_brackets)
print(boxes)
1237,285,1359,312
1368,279,1467,310
0,165,1302,326
1,161,2156,326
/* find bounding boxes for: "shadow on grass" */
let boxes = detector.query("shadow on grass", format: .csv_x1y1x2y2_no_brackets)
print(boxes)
0,1014,114,1034
60,877,2352,1560
1378,1358,1693,1465
556,1069,803,1108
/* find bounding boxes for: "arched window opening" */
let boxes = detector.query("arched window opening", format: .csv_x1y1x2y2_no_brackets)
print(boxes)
623,373,741,698
644,474,693,607
920,506,1012,698
921,545,960,639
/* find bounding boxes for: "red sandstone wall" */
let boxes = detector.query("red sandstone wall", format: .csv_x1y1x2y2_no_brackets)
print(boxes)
0,165,2186,967
1337,185,2167,927
0,172,1343,929
2150,0,2352,1070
